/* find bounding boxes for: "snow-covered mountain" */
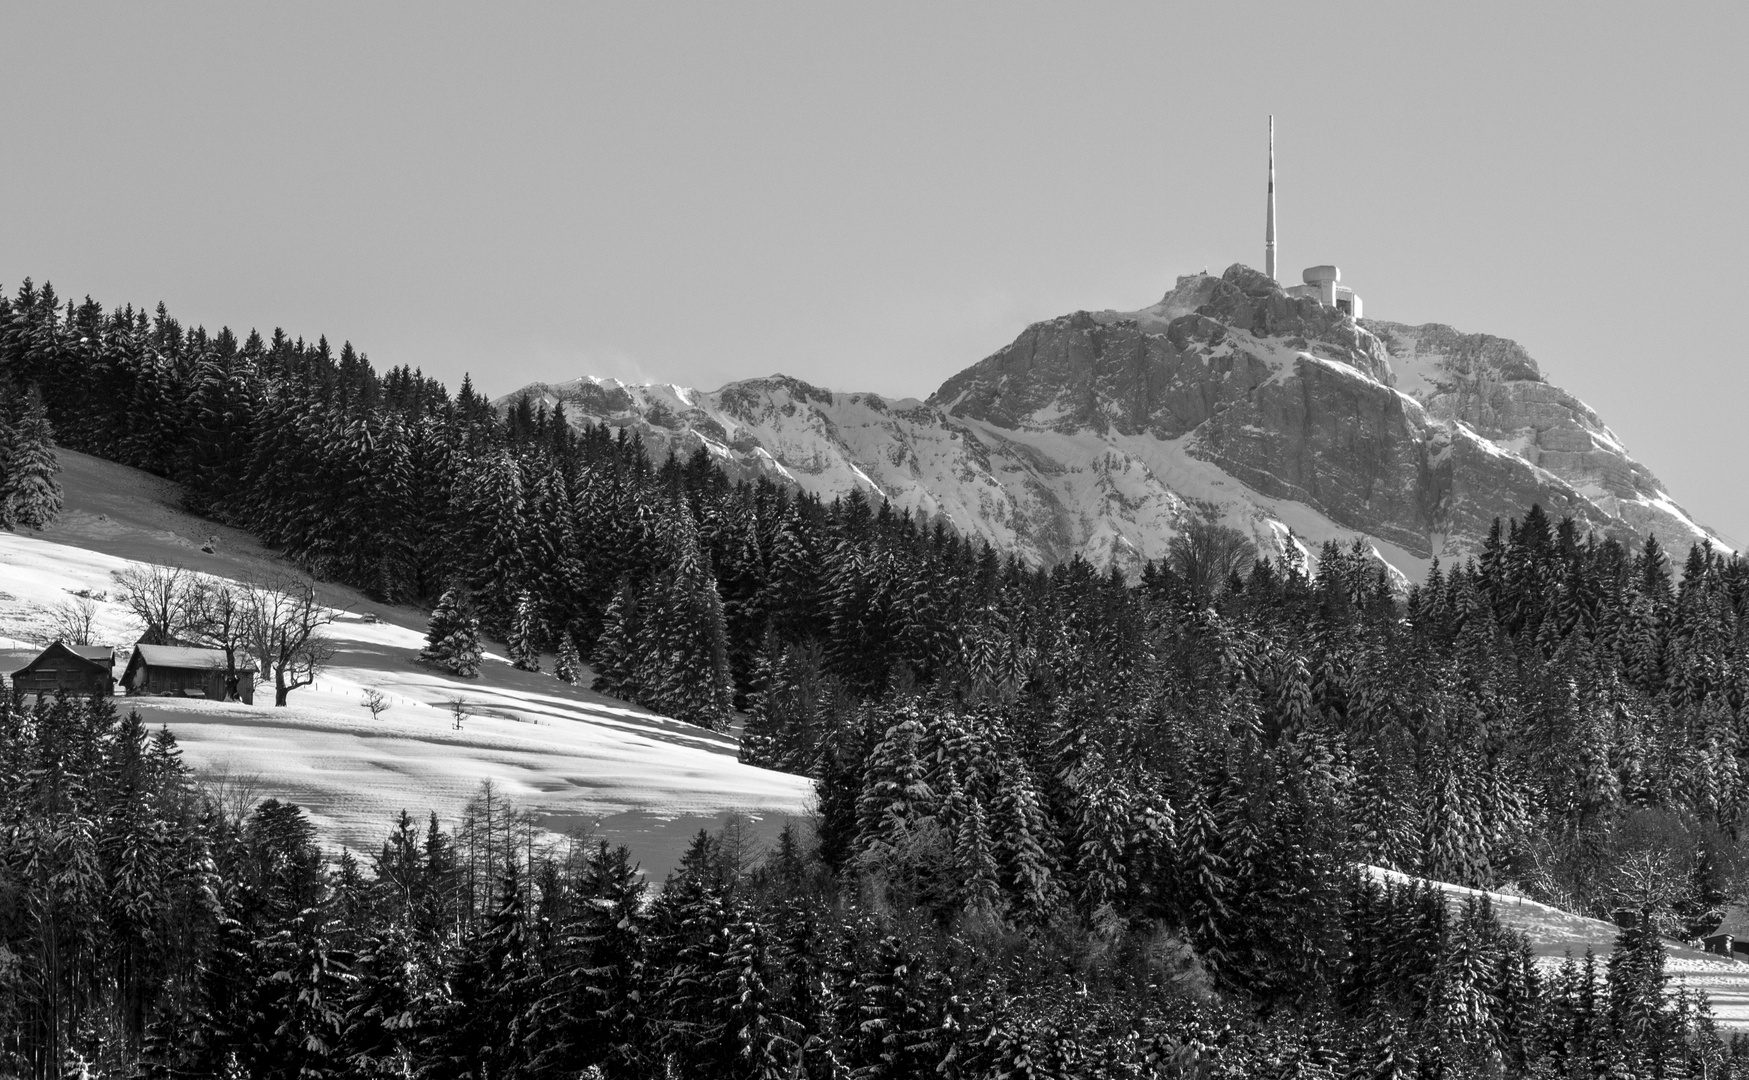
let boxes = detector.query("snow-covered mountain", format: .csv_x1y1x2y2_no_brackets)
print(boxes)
499,264,1725,578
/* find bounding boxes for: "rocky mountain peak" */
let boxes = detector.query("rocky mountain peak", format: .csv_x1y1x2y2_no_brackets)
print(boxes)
926,263,1393,437
498,267,1726,579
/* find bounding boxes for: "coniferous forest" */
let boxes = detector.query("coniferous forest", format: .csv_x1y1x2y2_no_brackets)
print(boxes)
6,279,1749,1075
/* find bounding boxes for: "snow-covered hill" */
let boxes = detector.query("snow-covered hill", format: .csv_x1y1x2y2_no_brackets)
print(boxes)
0,450,811,879
1368,866,1749,1029
501,265,1727,580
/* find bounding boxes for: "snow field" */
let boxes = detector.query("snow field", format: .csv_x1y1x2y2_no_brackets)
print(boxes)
0,450,813,879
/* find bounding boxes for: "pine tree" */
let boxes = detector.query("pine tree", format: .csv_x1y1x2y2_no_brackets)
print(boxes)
0,387,62,529
262,909,355,1080
1068,772,1132,914
420,588,483,677
642,501,736,729
507,590,541,672
844,931,947,1079
992,763,1061,923
952,796,1000,913
714,915,797,1080
541,841,649,1076
648,831,734,1075
453,447,527,634
591,576,645,699
553,631,584,686
855,708,934,871
441,859,537,1079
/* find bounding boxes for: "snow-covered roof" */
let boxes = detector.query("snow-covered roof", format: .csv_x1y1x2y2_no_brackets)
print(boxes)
1711,905,1749,940
8,641,114,676
130,644,228,669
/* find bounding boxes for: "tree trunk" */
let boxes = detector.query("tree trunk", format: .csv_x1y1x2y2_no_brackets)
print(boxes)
276,666,290,706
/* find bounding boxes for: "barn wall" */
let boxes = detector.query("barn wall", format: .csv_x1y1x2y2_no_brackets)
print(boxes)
12,657,112,697
132,665,255,704
14,671,111,696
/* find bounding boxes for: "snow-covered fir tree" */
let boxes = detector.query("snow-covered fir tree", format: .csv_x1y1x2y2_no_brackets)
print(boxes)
0,387,62,530
590,577,643,699
420,587,483,677
553,630,584,685
507,590,541,672
658,498,735,727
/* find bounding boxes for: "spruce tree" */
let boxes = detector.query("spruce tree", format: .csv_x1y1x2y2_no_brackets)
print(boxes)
544,842,649,1076
507,590,541,672
643,502,735,729
0,388,62,530
442,860,536,1079
420,588,483,677
591,576,645,699
553,630,584,686
992,764,1061,923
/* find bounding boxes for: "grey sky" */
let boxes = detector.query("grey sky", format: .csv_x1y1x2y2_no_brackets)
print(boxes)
3,3,1745,544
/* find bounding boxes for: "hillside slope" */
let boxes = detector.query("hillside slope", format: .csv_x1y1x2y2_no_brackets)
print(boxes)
0,450,812,878
1370,866,1749,1029
502,266,1725,579
11,458,1748,1022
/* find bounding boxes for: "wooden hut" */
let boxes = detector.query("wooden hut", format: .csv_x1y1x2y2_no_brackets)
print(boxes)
122,644,254,704
7,642,116,696
1704,904,1749,958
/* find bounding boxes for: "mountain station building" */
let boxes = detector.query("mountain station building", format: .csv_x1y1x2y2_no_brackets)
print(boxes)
1285,265,1364,318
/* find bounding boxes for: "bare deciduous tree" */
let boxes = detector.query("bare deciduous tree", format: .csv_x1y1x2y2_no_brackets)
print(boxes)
184,576,254,700
1166,517,1256,599
111,563,192,643
111,563,347,706
716,811,767,879
244,575,341,707
47,595,100,646
362,688,389,720
200,763,264,831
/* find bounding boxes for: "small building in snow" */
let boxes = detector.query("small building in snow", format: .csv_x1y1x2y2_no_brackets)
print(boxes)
8,642,116,697
122,644,254,704
1285,265,1364,318
1703,904,1749,958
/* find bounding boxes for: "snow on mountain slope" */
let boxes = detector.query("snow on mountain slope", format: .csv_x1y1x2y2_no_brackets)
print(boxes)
503,265,1729,580
0,450,811,879
1370,320,1715,546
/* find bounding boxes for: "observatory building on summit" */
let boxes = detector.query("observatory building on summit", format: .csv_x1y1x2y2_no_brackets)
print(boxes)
1286,265,1363,318
1264,117,1364,319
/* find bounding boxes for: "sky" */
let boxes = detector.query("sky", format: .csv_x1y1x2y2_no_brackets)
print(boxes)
3,3,1746,542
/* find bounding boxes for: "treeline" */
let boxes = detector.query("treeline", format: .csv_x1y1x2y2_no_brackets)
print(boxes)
0,693,1737,1080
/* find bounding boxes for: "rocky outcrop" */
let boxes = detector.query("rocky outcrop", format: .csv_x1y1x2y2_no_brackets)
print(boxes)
1371,321,1690,544
498,265,1727,578
930,266,1393,440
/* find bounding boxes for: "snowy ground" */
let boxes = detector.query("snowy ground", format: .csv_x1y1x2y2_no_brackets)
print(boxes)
1370,866,1749,1028
0,450,812,880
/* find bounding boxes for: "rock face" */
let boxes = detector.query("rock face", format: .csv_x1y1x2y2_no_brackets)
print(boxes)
499,265,1725,578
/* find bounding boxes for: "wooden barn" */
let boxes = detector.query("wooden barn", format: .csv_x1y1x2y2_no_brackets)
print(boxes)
1704,904,1749,958
122,644,255,704
7,642,116,696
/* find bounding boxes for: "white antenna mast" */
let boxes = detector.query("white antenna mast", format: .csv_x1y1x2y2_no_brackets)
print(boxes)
1266,116,1277,282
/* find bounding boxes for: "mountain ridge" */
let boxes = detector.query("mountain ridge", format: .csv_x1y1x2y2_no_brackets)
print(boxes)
498,264,1725,578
